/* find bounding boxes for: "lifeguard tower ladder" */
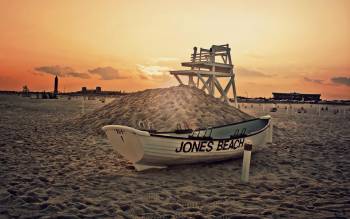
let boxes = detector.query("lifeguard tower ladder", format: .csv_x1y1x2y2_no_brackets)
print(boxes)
170,44,238,107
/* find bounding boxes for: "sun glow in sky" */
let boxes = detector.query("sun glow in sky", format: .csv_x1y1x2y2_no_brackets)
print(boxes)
0,0,349,99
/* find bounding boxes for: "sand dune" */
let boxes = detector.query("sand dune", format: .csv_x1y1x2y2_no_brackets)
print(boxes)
76,85,253,135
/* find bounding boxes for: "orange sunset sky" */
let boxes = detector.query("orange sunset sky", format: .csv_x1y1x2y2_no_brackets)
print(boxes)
0,0,349,99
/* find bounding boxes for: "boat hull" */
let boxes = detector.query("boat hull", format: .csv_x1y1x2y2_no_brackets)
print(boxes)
102,116,272,171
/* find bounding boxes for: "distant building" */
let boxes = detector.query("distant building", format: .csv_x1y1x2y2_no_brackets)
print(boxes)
54,76,58,97
81,86,102,95
81,87,87,94
272,92,321,102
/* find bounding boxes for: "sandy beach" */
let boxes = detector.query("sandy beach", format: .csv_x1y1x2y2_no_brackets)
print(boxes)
0,94,349,218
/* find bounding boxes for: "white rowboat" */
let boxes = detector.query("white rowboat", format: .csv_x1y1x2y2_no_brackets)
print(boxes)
102,115,272,171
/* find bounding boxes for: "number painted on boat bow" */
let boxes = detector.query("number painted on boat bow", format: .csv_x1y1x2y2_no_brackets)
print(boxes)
114,129,125,142
175,138,245,153
114,129,125,135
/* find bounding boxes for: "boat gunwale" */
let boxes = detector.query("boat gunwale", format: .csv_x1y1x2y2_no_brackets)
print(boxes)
102,116,271,141
149,117,271,141
153,117,261,134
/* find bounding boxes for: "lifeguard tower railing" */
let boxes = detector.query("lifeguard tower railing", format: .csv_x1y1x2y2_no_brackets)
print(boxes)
170,44,238,107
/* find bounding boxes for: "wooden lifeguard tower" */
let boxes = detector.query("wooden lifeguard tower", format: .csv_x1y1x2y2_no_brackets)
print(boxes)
170,44,238,107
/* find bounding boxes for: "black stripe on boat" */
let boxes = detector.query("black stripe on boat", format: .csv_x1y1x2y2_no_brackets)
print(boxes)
150,121,271,141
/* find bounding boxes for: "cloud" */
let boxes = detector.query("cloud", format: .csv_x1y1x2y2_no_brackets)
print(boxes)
34,65,90,79
35,65,68,76
139,74,149,80
88,66,128,80
304,77,323,84
35,65,130,80
236,67,273,77
137,65,171,75
28,69,44,76
331,77,350,86
149,57,179,66
151,57,179,62
67,72,91,79
137,64,172,81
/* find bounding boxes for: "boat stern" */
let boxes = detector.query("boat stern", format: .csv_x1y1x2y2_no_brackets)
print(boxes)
260,115,273,144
